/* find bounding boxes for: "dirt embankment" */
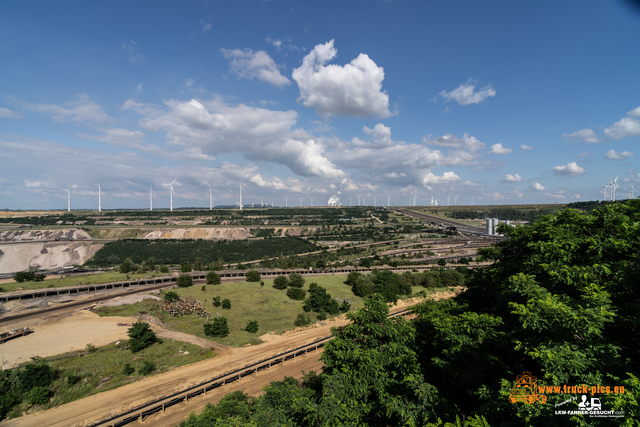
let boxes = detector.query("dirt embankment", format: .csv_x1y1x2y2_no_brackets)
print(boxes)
0,242,103,274
142,228,252,240
0,229,91,242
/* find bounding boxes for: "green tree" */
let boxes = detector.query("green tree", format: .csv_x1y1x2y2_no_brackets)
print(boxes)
119,258,134,274
164,291,180,302
245,320,259,333
288,272,305,288
180,261,192,272
193,257,203,271
303,284,339,314
204,317,229,338
27,386,50,405
294,313,312,328
286,287,306,301
222,298,231,309
245,270,261,282
273,275,289,290
176,274,193,287
206,271,221,285
212,296,221,307
127,320,159,353
160,265,169,273
143,257,156,271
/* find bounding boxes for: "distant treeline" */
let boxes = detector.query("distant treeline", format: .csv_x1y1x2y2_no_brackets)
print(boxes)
447,207,558,222
0,214,96,226
565,200,626,211
85,237,318,267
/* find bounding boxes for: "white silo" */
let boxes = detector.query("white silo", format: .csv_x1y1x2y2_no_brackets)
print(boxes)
493,218,499,234
486,218,493,235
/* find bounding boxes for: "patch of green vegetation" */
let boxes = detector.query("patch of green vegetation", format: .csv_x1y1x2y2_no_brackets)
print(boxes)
3,340,214,420
86,237,318,268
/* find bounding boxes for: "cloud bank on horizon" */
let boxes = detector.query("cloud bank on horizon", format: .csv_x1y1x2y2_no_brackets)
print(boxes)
0,1,638,210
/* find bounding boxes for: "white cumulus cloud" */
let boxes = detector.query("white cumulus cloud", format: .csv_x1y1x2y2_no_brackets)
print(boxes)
292,40,392,119
603,149,635,160
561,128,604,143
552,161,586,177
439,79,496,106
502,173,524,182
221,48,291,87
530,182,545,191
604,106,640,139
489,143,512,155
520,144,534,151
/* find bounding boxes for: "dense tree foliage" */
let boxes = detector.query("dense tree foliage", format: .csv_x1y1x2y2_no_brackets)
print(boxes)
288,272,305,288
447,206,559,222
245,270,261,282
245,320,259,333
206,271,221,285
127,320,159,353
303,284,339,315
86,237,318,267
164,291,180,302
176,274,193,287
204,317,229,338
273,275,289,290
13,271,45,282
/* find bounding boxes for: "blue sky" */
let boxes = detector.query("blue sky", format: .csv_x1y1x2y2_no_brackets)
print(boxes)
1,0,639,210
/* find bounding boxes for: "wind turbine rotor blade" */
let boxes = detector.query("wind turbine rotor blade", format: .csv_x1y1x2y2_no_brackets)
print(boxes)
171,177,178,185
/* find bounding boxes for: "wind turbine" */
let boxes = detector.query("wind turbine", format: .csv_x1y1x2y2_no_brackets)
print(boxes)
358,195,361,206
600,183,609,201
363,197,366,206
630,185,637,199
238,182,244,210
149,186,157,211
59,185,74,212
454,195,458,206
163,177,177,211
374,196,376,207
97,177,106,212
387,195,390,207
310,196,313,207
609,176,619,201
285,196,288,208
209,186,214,209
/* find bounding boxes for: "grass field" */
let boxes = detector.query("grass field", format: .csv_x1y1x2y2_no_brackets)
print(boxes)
0,271,162,292
96,274,448,347
6,338,215,419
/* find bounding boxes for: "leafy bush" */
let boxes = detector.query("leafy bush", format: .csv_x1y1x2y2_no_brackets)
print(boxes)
66,374,81,385
193,257,203,271
286,287,306,301
19,359,55,393
288,273,305,288
245,320,259,333
437,258,447,266
139,360,156,376
160,265,169,273
303,284,339,315
27,386,50,405
119,258,134,274
340,300,351,313
294,313,312,327
122,363,135,376
176,274,193,287
127,320,159,353
212,296,222,307
245,270,261,282
164,291,180,302
260,281,264,287
273,275,289,290
13,271,45,282
316,311,327,321
222,298,231,309
204,317,229,338
352,275,375,297
206,271,221,285
85,343,97,353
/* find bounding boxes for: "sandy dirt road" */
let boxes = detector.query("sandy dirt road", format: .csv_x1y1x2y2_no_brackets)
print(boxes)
0,292,458,427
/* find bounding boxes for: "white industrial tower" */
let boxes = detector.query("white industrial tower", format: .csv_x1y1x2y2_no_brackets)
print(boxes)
163,177,178,211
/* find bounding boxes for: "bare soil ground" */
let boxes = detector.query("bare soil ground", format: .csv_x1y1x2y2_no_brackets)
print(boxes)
0,290,459,427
